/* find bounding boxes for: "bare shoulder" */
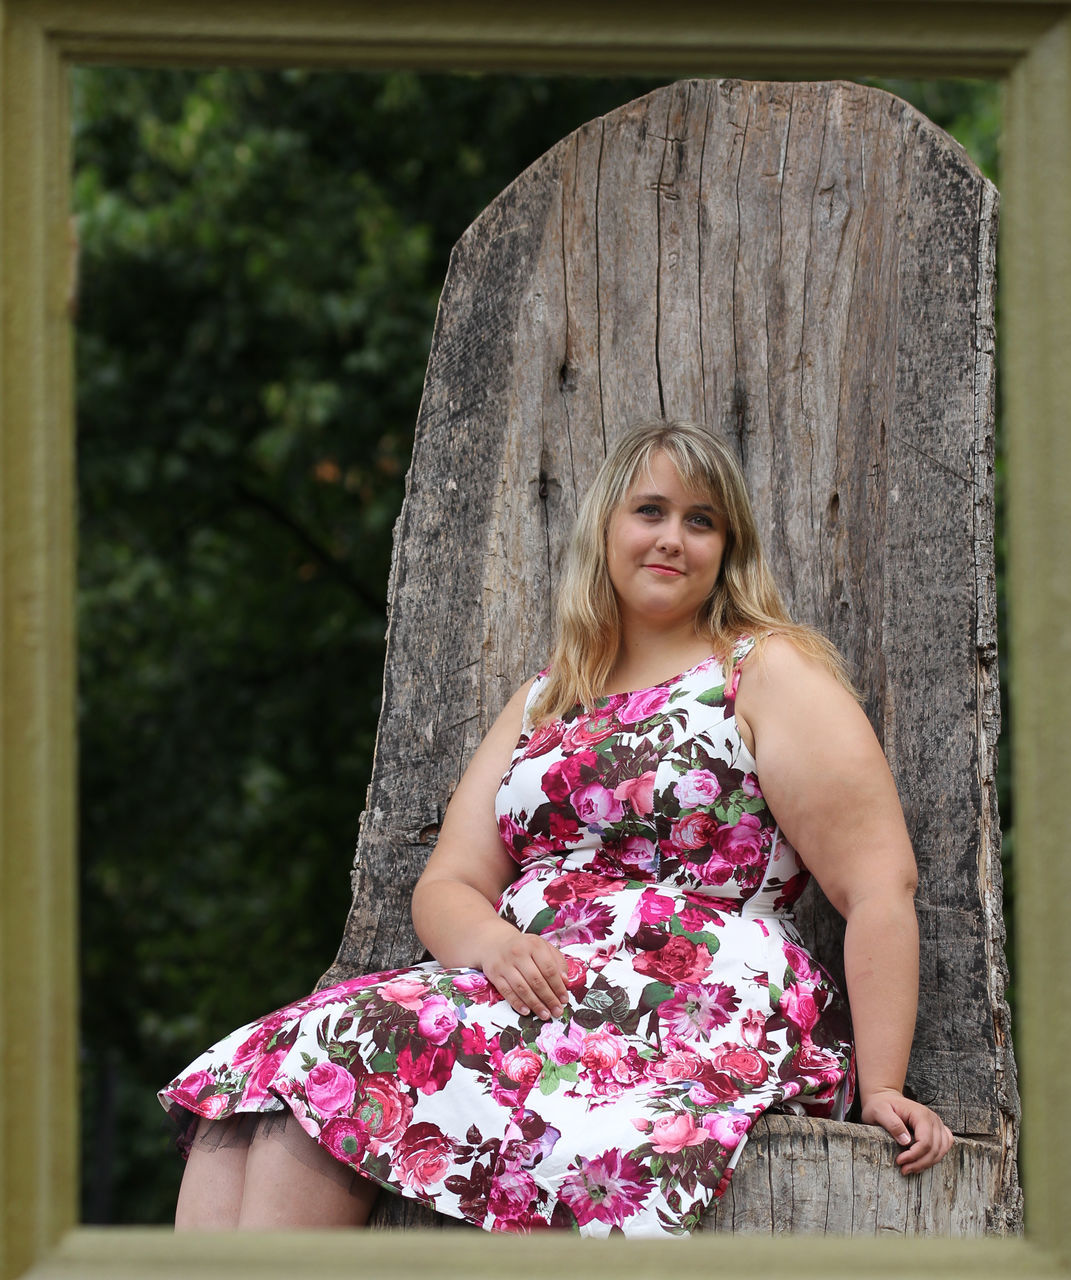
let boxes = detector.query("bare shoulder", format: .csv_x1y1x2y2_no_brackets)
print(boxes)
740,633,840,690
735,634,857,755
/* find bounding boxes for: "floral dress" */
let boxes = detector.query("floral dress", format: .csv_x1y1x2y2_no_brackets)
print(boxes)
159,638,854,1237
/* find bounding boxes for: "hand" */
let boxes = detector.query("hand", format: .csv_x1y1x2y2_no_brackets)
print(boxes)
860,1088,954,1174
474,922,569,1021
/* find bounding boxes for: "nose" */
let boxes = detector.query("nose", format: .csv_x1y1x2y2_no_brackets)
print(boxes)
656,520,684,553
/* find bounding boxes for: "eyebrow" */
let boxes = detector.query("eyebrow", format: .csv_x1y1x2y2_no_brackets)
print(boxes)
631,491,719,513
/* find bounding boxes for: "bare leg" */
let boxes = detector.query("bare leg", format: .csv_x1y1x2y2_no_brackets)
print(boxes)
175,1117,247,1230
236,1112,378,1229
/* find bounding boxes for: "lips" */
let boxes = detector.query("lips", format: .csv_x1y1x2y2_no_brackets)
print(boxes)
644,563,684,576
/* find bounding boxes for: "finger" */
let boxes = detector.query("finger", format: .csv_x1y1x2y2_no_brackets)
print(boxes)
486,973,532,1017
515,959,566,1019
873,1104,912,1147
494,959,560,1020
896,1120,953,1173
536,951,569,1004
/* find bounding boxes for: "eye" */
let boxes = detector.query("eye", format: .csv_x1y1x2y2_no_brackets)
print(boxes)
687,512,714,528
635,503,662,517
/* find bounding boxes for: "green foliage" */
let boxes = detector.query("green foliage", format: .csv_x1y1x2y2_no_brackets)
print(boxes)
75,68,1002,1225
74,65,668,1224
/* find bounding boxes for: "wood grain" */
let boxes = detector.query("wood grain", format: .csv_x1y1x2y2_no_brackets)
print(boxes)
318,79,1018,1234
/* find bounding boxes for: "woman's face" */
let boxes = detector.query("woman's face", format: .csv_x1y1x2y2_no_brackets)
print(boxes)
605,452,727,631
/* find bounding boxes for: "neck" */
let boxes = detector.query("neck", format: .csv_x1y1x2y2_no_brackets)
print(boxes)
607,619,714,694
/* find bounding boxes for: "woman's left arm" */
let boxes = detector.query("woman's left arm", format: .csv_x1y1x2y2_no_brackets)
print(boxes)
735,636,954,1174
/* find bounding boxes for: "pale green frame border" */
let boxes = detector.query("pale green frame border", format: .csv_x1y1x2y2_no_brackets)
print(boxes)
1,2,1067,1277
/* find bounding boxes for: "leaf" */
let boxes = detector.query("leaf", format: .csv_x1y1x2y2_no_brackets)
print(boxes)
638,980,674,1012
368,1050,397,1073
571,1006,604,1030
695,684,726,707
581,987,614,1014
525,907,557,935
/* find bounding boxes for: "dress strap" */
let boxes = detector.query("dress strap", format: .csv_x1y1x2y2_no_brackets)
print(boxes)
725,634,758,703
520,669,551,732
730,634,758,666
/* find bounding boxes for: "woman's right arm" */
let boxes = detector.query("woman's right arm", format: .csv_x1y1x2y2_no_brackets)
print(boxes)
410,679,568,1021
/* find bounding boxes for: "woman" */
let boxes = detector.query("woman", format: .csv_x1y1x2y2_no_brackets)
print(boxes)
161,420,953,1235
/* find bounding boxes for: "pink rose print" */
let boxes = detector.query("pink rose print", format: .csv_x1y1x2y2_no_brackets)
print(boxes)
562,711,619,750
536,1019,585,1066
613,836,658,875
676,901,716,933
522,720,565,758
417,994,459,1045
617,686,671,725
741,772,762,798
547,809,583,841
501,1047,543,1086
397,1042,456,1095
198,1093,231,1119
541,750,597,805
635,888,677,926
458,1022,490,1056
613,772,656,816
319,1116,370,1166
379,975,427,1011
304,1061,357,1118
355,1074,413,1145
651,1047,706,1083
544,871,626,906
171,1069,214,1109
780,982,821,1034
647,1111,711,1153
634,936,714,985
488,1167,540,1226
491,1046,543,1108
674,769,721,808
794,1041,846,1091
670,811,721,853
452,970,496,1002
572,782,625,826
231,1015,286,1070
559,1148,652,1227
707,1108,751,1149
708,1043,769,1087
782,941,818,983
711,812,767,868
241,1049,287,1107
394,1122,455,1194
580,1030,623,1072
689,1072,741,1106
563,955,589,992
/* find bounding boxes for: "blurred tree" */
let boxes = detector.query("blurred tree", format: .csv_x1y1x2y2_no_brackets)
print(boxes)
74,66,672,1224
74,68,1000,1224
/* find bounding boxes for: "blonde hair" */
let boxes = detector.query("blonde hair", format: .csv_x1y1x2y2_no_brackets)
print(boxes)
530,420,853,723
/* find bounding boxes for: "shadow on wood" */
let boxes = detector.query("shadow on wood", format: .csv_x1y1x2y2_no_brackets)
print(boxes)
320,78,1020,1236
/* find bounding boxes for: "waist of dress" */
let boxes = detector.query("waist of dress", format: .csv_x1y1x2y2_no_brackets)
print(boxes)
508,859,796,921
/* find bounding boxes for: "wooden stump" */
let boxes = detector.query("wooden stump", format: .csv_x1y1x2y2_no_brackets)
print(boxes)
322,79,1020,1236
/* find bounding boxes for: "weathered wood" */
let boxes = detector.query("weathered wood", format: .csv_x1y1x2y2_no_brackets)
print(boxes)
706,1117,1008,1236
320,79,1019,1234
